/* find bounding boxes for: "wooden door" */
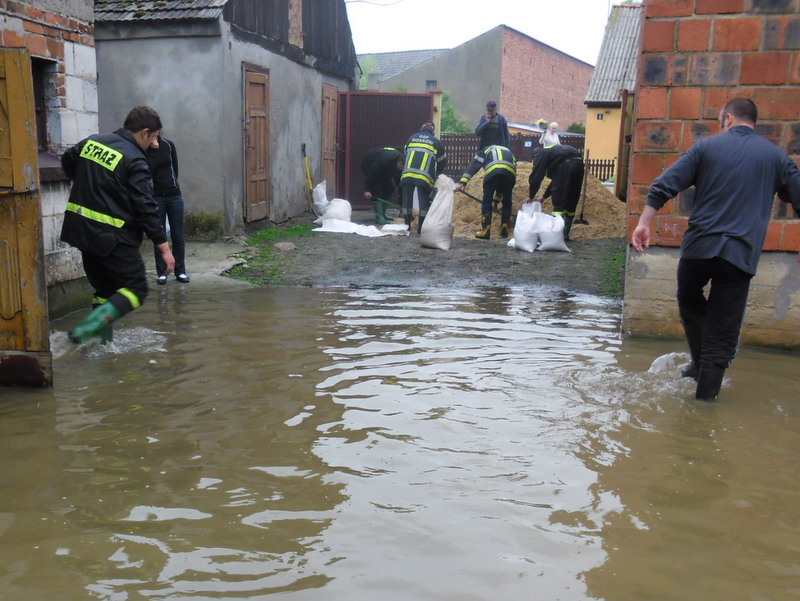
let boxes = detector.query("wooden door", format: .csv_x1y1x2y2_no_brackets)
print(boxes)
0,48,52,387
244,67,270,222
321,84,338,197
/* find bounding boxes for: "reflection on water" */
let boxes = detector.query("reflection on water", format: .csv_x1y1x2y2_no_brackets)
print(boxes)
0,284,798,600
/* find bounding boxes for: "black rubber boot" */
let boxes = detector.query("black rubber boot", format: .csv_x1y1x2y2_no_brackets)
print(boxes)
680,322,704,380
500,207,511,238
695,361,726,401
563,215,574,241
417,215,425,234
475,213,491,240
404,213,413,230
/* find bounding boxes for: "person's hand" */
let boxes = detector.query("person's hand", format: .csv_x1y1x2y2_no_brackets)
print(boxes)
364,191,372,200
631,224,651,253
522,197,533,204
454,183,464,192
158,242,176,275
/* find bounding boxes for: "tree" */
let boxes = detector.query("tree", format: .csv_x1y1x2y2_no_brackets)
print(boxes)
358,56,378,90
440,91,471,133
567,122,586,134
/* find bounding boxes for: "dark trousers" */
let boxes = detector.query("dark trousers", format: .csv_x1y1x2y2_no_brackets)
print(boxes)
82,243,148,316
676,257,753,366
551,160,584,216
400,182,432,217
153,194,186,276
482,173,515,218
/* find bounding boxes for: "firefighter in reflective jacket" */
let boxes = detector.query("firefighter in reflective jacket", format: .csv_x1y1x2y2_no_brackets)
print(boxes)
361,146,404,225
61,105,175,344
525,144,585,241
455,145,517,240
399,122,447,233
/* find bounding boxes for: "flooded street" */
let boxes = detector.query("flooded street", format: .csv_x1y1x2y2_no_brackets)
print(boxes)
1,283,798,601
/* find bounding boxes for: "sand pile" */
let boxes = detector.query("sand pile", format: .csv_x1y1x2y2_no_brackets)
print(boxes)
452,162,627,240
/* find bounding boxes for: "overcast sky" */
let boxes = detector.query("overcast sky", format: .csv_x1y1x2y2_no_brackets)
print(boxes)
344,0,615,65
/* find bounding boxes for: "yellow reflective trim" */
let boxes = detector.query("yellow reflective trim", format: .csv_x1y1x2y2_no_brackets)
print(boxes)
80,140,123,171
407,142,436,153
118,288,142,309
401,172,433,185
485,163,516,177
66,202,126,228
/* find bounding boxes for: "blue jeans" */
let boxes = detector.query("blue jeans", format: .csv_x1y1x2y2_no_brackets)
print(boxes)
153,194,186,276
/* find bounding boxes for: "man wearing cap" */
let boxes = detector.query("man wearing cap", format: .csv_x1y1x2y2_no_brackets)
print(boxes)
475,101,511,152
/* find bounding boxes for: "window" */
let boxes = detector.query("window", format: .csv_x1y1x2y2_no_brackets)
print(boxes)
425,80,438,90
596,113,604,121
31,58,57,152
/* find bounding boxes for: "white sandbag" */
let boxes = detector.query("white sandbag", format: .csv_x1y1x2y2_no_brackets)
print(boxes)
536,213,571,252
420,174,456,250
513,201,541,253
322,198,352,222
313,219,388,237
312,181,329,219
382,223,411,236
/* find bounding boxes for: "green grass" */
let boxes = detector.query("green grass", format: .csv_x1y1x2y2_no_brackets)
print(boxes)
599,243,626,299
226,223,315,285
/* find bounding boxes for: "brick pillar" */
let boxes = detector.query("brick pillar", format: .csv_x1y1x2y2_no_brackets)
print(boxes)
623,1,800,348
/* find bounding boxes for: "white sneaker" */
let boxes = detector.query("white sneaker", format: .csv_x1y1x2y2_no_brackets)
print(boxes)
157,275,167,285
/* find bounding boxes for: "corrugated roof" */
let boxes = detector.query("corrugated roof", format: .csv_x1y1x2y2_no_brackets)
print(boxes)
94,0,228,22
585,4,643,104
358,49,447,82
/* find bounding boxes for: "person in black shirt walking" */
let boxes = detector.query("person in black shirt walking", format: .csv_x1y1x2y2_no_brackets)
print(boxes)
632,98,800,401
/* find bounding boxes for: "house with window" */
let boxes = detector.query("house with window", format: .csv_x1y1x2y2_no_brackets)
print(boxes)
359,25,593,132
584,3,643,196
94,0,359,233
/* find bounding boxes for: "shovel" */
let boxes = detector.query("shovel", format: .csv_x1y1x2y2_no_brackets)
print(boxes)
457,189,501,214
302,143,316,215
574,148,590,225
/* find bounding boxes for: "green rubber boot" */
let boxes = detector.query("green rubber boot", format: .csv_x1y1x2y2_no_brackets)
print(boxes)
373,201,390,225
69,302,122,344
563,215,574,241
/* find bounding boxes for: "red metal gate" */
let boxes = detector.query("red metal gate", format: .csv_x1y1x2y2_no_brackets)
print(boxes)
337,92,433,209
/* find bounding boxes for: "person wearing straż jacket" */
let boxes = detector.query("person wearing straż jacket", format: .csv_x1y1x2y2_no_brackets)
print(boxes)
631,97,800,401
524,144,584,241
455,145,517,240
399,122,447,233
361,146,404,225
148,135,189,284
61,105,175,344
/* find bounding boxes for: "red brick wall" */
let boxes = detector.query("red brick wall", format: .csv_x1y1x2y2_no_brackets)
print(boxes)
0,0,94,110
628,0,800,251
500,28,594,128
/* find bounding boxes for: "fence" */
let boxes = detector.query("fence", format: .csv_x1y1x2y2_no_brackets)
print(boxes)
439,133,615,182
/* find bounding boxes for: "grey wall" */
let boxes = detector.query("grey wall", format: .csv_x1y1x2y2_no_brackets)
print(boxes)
379,28,502,130
95,20,353,235
35,0,92,21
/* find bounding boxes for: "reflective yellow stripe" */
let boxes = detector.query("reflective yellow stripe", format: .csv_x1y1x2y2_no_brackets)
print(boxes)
407,142,436,153
93,296,108,305
80,140,123,171
66,202,126,229
401,172,434,185
118,288,141,309
485,163,516,177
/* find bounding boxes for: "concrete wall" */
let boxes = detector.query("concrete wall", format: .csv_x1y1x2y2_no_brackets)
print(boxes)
377,26,593,130
379,27,502,129
1,1,98,287
623,0,800,349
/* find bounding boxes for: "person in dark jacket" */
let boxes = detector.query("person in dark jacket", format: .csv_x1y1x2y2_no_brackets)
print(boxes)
632,98,800,401
455,145,517,239
148,135,189,284
61,105,174,344
400,122,447,233
525,144,585,241
475,101,511,151
361,147,404,225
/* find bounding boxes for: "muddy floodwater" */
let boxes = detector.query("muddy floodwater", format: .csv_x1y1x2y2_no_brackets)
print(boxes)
1,283,798,601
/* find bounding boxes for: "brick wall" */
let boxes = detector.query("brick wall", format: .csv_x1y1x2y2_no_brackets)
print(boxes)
627,0,800,251
623,0,800,348
501,28,594,128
